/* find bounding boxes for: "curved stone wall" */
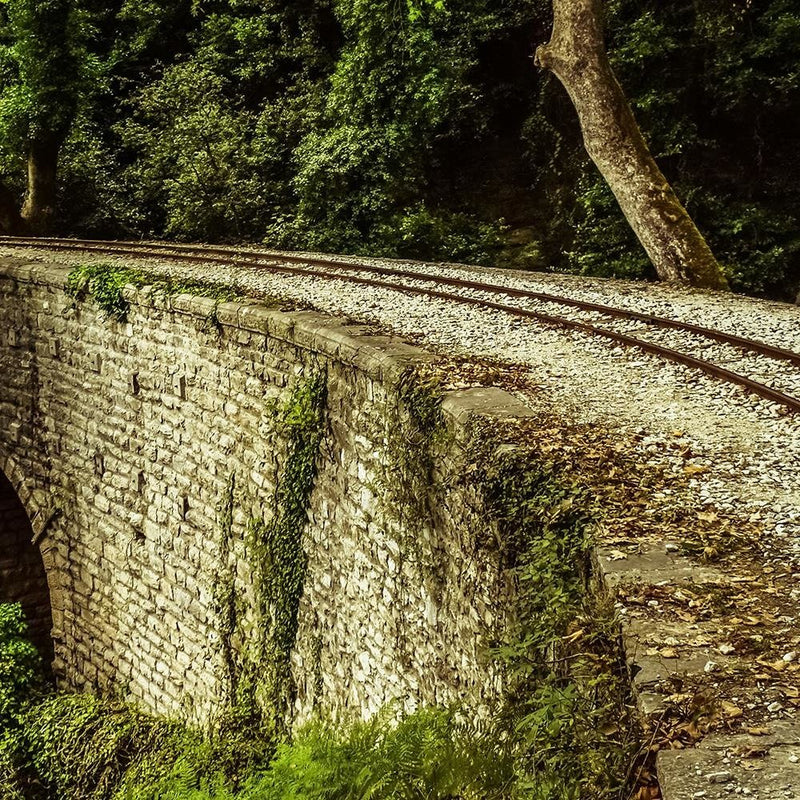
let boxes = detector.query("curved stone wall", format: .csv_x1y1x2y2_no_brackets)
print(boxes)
0,258,533,726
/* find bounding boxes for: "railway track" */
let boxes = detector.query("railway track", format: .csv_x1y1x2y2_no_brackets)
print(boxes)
2,234,800,414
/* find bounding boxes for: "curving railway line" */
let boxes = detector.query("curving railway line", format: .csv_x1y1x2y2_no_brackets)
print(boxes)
2,234,800,415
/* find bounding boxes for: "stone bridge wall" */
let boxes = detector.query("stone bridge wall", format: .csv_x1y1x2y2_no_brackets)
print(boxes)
0,258,533,726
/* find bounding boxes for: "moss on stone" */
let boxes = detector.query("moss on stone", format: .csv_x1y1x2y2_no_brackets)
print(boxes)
65,261,241,321
213,372,327,740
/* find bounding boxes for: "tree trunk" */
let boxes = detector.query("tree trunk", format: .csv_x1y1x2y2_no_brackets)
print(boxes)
0,180,24,235
21,138,60,235
535,0,729,290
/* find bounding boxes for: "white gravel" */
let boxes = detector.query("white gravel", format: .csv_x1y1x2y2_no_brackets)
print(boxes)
5,244,800,568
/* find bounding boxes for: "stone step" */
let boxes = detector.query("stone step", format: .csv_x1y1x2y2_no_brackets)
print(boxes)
596,544,800,799
659,722,800,800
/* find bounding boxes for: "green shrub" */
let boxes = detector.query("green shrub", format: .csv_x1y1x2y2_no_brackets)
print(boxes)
65,262,138,319
126,708,516,800
244,709,514,800
486,453,633,799
0,603,43,728
0,603,46,800
9,692,269,800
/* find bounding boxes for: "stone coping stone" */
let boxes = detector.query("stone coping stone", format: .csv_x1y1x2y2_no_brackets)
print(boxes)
622,617,743,689
597,545,728,586
442,387,537,426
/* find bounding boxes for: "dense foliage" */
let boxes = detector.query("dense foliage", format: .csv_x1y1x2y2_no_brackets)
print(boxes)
563,0,800,297
0,603,43,729
0,0,92,173
0,0,797,296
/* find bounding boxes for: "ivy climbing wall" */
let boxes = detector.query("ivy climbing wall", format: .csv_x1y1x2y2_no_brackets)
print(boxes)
0,257,534,728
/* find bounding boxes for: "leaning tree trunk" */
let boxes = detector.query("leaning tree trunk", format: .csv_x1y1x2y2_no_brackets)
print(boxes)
535,0,729,290
0,180,24,234
21,137,61,235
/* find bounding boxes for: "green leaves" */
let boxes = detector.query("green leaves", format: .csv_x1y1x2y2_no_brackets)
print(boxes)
250,708,515,800
566,0,800,297
65,261,134,319
260,0,514,262
0,0,98,154
65,261,239,321
406,0,446,23
485,451,632,798
217,373,327,740
11,692,234,800
0,603,43,729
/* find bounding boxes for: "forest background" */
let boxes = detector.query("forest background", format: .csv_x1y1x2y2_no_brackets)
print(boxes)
0,0,797,300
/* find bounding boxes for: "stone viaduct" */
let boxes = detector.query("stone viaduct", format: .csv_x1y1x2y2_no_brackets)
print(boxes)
0,257,532,725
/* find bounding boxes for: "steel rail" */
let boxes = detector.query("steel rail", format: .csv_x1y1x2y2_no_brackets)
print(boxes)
1,236,799,413
6,234,800,367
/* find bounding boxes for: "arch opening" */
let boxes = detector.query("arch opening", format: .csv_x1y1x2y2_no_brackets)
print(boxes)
0,469,53,662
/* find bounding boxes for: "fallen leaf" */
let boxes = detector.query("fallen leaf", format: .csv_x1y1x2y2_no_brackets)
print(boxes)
601,724,619,736
720,701,743,719
740,747,768,759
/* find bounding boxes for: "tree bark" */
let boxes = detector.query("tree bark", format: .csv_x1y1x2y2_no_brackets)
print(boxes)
536,0,729,290
21,137,61,235
0,180,24,235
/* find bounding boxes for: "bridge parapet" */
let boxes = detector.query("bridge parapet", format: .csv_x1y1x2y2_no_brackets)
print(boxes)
0,257,535,726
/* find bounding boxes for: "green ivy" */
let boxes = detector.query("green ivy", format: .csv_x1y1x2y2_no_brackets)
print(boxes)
484,446,634,800
65,262,240,321
213,373,328,741
249,372,327,733
0,603,43,730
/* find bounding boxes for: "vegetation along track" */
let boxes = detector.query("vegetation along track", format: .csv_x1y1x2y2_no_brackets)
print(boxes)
3,235,800,414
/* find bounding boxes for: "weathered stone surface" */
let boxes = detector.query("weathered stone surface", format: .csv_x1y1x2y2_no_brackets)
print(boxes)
0,258,519,727
597,541,800,797
597,545,727,586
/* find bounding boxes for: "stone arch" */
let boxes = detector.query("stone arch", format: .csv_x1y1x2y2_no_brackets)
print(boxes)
0,461,54,663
